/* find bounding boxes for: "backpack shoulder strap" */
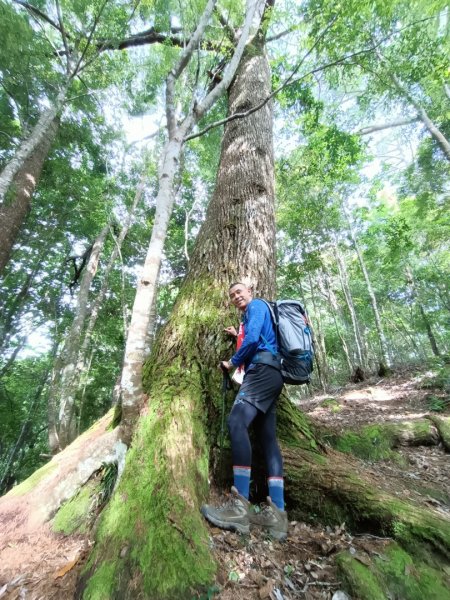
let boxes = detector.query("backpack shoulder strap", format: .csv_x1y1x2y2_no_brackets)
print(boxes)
258,298,279,355
258,298,278,327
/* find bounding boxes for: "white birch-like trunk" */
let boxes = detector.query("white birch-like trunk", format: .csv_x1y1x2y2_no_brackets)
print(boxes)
322,270,353,374
119,138,183,440
79,176,145,366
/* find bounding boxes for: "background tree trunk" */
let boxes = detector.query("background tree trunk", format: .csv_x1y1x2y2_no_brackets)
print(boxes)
406,266,441,357
0,87,67,205
345,215,392,369
335,244,366,368
308,271,328,390
0,116,60,274
322,269,353,375
48,225,108,453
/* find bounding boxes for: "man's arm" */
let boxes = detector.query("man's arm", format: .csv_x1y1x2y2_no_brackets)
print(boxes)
230,300,266,367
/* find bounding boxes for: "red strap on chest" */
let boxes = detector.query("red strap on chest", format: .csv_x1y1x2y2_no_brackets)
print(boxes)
236,323,245,350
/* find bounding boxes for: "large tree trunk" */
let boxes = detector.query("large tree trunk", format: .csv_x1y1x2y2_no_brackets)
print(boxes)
0,116,60,274
79,35,277,600
78,34,450,600
119,0,264,442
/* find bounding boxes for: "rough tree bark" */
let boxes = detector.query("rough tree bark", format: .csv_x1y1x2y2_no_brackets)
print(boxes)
0,116,60,274
78,29,277,600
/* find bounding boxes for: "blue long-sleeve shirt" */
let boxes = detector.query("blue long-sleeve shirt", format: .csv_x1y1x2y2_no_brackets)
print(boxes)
230,299,277,370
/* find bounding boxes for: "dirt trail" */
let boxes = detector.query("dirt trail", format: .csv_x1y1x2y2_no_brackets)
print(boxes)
0,371,448,599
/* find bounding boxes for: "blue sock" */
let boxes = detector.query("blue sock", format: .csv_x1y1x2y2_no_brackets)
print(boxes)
268,477,284,510
233,466,251,499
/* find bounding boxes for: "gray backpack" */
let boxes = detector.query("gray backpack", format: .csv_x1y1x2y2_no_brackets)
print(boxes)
261,299,314,385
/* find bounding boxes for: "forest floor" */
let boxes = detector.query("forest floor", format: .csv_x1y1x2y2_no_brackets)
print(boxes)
209,366,450,600
0,367,449,600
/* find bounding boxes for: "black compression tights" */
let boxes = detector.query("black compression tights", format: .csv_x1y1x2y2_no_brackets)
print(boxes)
227,400,283,477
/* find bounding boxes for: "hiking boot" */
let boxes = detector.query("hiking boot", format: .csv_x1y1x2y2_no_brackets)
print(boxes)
249,496,288,540
201,486,250,534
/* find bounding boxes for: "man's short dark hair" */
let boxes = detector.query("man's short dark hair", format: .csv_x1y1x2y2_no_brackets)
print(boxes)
229,282,248,290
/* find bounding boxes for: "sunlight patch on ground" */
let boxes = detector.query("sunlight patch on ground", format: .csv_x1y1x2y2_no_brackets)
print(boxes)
385,412,428,421
341,388,395,403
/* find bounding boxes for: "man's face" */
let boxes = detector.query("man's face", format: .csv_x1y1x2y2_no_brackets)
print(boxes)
229,284,253,311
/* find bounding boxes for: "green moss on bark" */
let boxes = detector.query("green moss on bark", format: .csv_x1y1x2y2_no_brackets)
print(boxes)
52,481,97,535
337,542,450,600
81,366,216,599
80,282,229,599
8,460,56,497
326,419,439,462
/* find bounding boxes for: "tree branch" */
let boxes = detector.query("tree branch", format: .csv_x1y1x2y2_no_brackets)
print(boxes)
213,6,236,43
166,0,218,137
54,0,70,72
185,16,432,143
12,0,62,33
193,0,266,124
266,26,298,43
185,12,340,141
71,0,111,79
355,116,420,136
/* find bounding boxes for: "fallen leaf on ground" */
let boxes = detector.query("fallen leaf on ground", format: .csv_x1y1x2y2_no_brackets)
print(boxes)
53,557,79,579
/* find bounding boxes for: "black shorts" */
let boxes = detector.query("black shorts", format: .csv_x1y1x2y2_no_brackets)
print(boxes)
234,363,284,413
